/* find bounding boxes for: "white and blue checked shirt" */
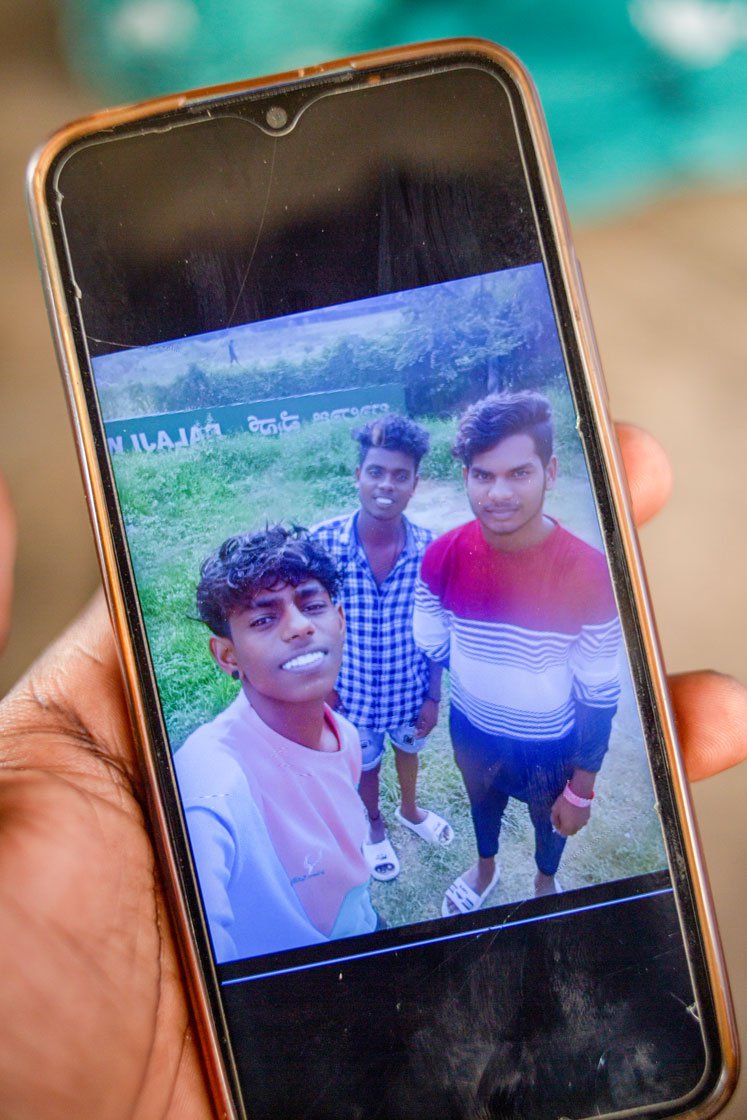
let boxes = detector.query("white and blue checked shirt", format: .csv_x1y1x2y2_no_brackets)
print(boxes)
311,512,433,731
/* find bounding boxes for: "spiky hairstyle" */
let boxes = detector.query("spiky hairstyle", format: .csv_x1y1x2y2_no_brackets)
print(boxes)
196,524,342,637
352,413,430,470
452,391,554,468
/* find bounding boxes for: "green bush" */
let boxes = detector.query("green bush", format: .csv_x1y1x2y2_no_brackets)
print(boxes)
419,418,461,482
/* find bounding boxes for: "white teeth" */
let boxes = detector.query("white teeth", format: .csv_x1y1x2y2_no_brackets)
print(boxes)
281,650,325,671
375,497,393,506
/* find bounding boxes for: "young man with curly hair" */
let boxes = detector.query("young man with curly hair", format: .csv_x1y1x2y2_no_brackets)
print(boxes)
175,525,377,963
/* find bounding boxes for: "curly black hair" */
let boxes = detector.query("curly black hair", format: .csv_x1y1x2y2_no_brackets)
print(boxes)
352,413,430,469
452,391,554,468
196,524,342,637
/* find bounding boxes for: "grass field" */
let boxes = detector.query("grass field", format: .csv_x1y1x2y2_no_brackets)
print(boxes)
112,398,667,927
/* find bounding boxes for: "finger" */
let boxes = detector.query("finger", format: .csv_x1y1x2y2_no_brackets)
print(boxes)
0,468,17,653
615,423,673,527
25,589,118,696
2,591,139,781
669,670,747,782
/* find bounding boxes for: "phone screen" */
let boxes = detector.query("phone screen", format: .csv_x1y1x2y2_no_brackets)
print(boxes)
47,56,722,1119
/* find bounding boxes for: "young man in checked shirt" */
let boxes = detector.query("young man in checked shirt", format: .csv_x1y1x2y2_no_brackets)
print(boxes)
312,415,453,881
414,392,621,915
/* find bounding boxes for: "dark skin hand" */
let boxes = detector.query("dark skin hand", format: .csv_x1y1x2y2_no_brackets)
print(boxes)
1,423,747,1119
0,467,15,651
550,767,595,837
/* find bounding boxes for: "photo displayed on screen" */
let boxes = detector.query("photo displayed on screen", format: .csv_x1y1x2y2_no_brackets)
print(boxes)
94,262,667,968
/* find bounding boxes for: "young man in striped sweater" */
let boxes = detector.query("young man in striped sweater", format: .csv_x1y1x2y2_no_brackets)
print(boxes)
413,392,621,915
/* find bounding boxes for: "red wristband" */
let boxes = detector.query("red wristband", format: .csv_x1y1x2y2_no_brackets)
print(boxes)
562,781,594,808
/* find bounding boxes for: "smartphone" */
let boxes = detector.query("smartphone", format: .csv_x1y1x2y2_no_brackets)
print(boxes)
28,38,736,1120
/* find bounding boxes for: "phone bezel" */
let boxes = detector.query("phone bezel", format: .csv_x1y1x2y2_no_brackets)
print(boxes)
26,38,738,1120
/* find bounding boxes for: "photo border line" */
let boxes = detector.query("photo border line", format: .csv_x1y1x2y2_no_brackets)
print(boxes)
221,885,673,986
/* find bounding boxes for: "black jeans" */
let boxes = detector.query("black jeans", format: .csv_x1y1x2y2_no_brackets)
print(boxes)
450,706,574,877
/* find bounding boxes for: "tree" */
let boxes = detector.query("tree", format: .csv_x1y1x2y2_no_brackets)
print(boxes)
392,266,565,416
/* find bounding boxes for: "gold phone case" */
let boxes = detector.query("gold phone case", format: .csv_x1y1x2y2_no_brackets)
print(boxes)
27,38,738,1120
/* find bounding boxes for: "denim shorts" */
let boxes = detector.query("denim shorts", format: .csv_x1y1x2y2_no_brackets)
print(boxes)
357,724,427,772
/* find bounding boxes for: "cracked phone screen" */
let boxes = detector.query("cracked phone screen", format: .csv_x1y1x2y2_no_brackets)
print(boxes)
48,60,721,1119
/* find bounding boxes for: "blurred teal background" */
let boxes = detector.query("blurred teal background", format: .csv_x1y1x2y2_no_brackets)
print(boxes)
57,0,747,215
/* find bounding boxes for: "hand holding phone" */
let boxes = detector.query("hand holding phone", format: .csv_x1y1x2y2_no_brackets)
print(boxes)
25,39,740,1119
0,430,744,1119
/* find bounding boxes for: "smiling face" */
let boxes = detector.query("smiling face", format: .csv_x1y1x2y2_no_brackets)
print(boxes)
465,432,557,551
356,446,418,522
209,579,344,708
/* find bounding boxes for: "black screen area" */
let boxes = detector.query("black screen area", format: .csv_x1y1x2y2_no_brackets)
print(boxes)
54,67,540,355
223,891,705,1120
48,59,720,1120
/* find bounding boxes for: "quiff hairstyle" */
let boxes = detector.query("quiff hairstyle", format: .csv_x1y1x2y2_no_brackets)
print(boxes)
452,391,554,468
352,413,430,470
